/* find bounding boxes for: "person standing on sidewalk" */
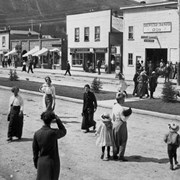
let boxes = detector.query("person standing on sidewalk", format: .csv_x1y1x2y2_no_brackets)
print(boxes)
164,123,180,170
64,61,71,76
112,92,132,161
7,86,24,142
148,71,158,99
32,111,66,180
97,59,102,75
81,84,97,133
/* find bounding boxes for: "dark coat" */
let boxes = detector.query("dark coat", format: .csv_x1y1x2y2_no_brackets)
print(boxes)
149,75,157,92
33,121,66,180
66,62,70,70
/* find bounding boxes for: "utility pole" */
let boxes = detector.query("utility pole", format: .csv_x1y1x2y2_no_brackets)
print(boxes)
178,0,180,85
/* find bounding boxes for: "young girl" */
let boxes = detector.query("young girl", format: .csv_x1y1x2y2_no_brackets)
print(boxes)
164,123,180,170
95,113,114,161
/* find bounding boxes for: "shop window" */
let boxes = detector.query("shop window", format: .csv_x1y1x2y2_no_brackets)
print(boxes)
128,53,133,65
2,36,5,47
95,26,100,41
72,53,83,66
128,26,134,40
84,27,89,42
75,28,80,42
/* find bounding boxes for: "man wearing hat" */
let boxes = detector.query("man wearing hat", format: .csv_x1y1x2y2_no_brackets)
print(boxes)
112,92,132,161
81,84,97,133
149,71,158,99
164,123,180,170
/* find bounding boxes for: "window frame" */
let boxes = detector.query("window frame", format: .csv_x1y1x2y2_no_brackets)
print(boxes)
128,26,134,40
128,53,133,65
75,28,80,42
95,26,100,42
84,27,90,42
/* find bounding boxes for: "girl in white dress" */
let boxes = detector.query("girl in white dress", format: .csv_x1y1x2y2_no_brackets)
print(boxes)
95,113,114,160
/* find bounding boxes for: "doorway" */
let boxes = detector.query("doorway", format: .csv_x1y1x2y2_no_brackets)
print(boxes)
145,48,167,70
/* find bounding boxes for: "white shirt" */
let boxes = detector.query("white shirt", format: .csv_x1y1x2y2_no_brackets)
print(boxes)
40,83,56,97
9,95,24,112
112,103,126,122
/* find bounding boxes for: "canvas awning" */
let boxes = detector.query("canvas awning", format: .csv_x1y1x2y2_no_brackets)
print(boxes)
4,48,18,56
50,48,60,52
22,46,39,57
32,48,48,56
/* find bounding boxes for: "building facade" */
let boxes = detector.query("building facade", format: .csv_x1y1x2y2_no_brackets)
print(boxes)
121,1,178,79
66,10,123,73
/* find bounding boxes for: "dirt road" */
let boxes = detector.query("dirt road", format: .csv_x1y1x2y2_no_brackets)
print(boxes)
0,88,180,180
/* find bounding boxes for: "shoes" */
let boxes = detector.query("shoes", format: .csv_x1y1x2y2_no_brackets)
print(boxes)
118,157,128,162
7,137,12,142
170,164,174,170
84,129,89,133
101,153,104,159
175,161,178,165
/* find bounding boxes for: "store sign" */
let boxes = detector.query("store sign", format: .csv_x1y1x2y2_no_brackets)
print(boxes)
143,22,172,33
70,48,90,53
94,48,107,53
144,39,154,42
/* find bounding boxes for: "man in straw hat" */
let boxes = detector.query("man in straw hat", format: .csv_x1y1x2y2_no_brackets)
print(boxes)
112,92,132,161
164,123,180,170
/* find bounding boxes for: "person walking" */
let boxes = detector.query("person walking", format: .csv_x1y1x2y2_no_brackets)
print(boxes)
39,76,56,111
112,92,132,161
95,113,114,161
164,63,171,83
27,55,34,73
97,59,102,75
132,71,139,96
81,84,97,133
164,123,180,170
7,86,24,142
149,71,158,99
32,111,67,180
64,61,71,76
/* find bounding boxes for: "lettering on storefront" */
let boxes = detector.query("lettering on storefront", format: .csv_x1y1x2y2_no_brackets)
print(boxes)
144,39,154,42
94,48,107,53
143,22,172,33
70,48,90,53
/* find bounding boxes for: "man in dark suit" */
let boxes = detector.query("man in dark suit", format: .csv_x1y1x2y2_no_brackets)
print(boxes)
64,61,71,76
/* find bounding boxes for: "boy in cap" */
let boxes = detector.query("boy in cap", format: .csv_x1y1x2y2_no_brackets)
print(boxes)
164,123,180,170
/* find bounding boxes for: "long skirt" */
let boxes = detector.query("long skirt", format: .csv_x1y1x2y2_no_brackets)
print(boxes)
8,106,23,139
113,121,127,148
45,94,54,111
81,109,96,130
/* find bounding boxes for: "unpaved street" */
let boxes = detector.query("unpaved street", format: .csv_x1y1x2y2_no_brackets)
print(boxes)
0,88,180,180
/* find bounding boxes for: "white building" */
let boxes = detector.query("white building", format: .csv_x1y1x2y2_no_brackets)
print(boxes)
66,10,123,73
120,1,178,79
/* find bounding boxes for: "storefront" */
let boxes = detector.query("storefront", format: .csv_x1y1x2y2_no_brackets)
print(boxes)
120,1,178,80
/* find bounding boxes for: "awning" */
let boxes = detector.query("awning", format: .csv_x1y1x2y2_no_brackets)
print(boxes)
4,48,18,56
32,48,48,56
22,46,39,57
50,48,60,52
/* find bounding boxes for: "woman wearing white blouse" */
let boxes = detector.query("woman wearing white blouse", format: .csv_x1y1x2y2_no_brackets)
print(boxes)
7,86,24,142
39,76,56,111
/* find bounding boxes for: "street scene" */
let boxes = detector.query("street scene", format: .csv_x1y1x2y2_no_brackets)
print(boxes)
1,0,180,180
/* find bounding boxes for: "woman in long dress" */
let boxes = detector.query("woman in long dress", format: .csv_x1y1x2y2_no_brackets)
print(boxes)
112,92,132,161
39,76,56,111
7,86,24,142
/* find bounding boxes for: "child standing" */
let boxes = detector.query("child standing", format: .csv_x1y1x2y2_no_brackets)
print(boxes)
164,123,180,170
95,113,114,161
117,73,128,97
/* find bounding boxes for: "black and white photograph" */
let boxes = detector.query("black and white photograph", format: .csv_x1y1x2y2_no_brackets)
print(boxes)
0,0,180,179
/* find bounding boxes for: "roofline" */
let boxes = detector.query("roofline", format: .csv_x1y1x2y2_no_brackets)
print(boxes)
120,1,177,11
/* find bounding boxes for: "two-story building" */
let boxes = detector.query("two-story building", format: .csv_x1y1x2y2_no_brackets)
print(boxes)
121,1,179,79
66,10,123,73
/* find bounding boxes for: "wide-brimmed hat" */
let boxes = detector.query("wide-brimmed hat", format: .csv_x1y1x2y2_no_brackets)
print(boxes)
116,92,125,100
168,123,179,132
101,113,111,122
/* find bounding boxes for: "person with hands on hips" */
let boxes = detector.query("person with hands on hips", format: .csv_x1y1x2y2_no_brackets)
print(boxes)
32,111,66,180
81,84,97,133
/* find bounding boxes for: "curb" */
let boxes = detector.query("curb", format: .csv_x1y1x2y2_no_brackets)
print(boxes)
1,85,180,121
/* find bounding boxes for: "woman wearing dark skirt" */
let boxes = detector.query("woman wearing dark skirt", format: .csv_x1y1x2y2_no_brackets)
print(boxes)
39,76,56,111
7,86,24,142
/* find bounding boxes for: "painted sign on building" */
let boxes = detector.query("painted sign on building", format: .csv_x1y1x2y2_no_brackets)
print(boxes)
143,22,172,33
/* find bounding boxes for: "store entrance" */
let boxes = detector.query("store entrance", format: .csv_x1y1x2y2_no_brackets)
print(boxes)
145,48,167,70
